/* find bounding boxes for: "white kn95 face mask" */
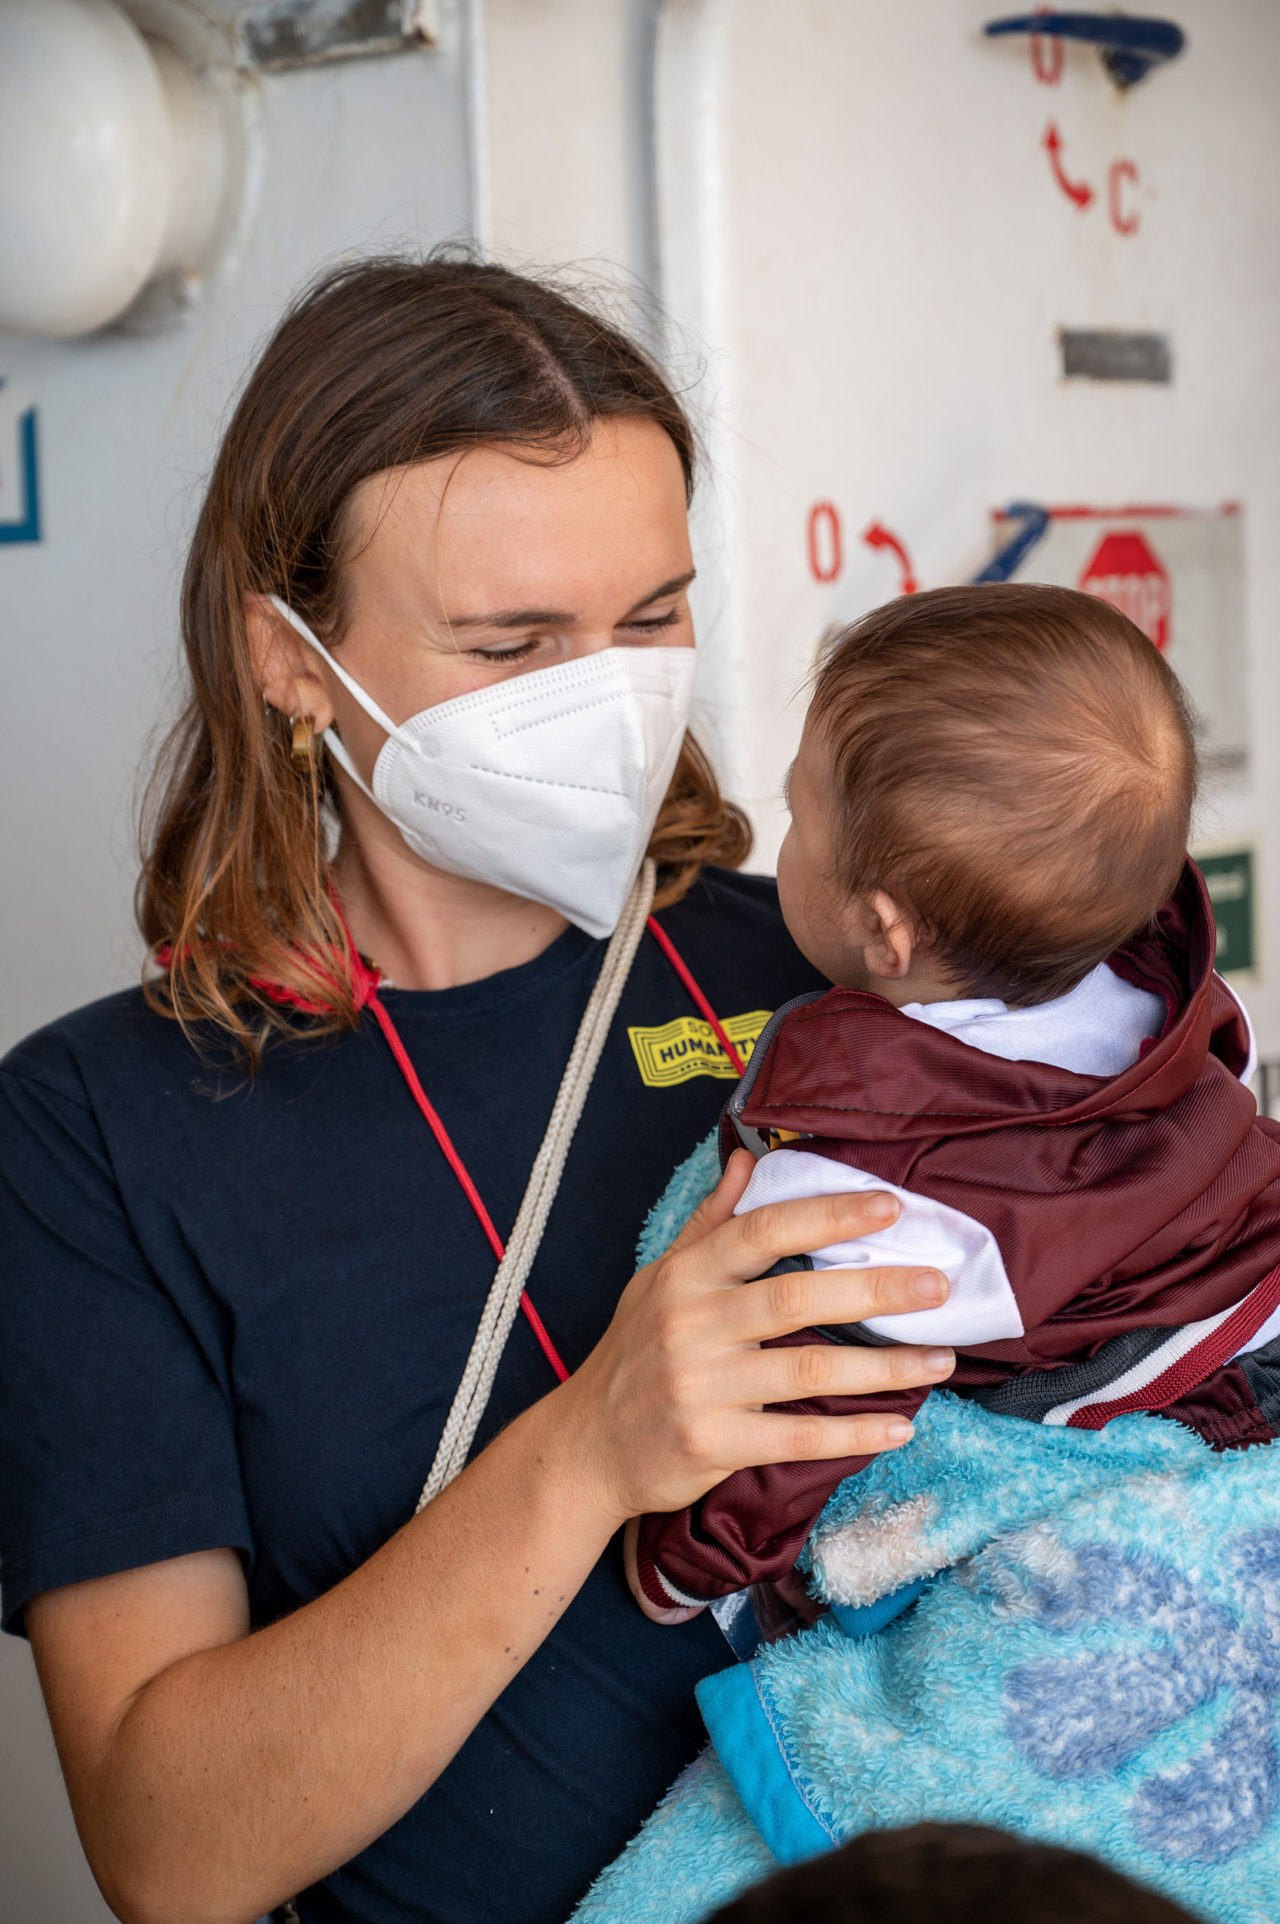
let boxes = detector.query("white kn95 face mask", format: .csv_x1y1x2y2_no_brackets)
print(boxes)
268,596,697,940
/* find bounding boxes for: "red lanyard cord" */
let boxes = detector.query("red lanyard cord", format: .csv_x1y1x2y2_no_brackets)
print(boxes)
234,893,741,1387
353,906,742,1388
365,989,572,1383
645,914,748,1076
364,994,505,1269
313,890,575,1382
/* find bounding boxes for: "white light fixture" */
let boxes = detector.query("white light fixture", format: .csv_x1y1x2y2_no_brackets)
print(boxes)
0,0,255,338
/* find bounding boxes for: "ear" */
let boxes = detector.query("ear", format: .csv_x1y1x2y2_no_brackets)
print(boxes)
245,594,337,730
861,889,917,981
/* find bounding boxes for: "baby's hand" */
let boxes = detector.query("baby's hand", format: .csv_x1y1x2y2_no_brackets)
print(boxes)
623,1517,706,1625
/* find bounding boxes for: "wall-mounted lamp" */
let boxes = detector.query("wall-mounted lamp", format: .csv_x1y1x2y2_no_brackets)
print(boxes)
0,0,255,338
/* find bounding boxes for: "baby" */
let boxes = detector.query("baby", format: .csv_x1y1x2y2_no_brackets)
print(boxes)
627,581,1280,1620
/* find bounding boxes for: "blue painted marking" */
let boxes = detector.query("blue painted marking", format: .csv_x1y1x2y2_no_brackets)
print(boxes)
0,380,41,544
971,501,1050,583
984,12,1185,88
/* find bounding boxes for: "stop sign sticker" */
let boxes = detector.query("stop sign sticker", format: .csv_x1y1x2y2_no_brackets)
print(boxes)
1079,529,1171,650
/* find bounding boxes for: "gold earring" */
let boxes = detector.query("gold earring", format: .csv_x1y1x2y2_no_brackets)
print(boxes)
291,715,316,764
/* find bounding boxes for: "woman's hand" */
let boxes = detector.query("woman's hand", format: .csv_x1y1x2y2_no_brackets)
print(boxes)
560,1149,956,1527
26,1155,954,1924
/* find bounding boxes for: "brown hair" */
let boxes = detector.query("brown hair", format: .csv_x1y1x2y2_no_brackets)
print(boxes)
706,1822,1200,1923
138,253,750,1064
809,583,1197,1005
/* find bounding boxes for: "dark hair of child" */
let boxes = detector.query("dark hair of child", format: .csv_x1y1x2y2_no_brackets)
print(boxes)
809,583,1199,1006
704,1822,1202,1922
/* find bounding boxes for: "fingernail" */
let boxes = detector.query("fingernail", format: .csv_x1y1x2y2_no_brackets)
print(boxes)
925,1347,955,1374
887,1420,915,1442
865,1193,899,1223
911,1269,946,1304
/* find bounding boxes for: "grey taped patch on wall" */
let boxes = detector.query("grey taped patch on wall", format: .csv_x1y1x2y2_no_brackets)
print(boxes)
1060,330,1172,383
240,0,439,70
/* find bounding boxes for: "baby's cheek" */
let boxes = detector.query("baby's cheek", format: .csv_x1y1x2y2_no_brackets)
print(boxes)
775,836,823,960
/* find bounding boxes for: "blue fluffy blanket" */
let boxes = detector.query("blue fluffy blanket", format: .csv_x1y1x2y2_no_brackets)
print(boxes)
571,1135,1280,1924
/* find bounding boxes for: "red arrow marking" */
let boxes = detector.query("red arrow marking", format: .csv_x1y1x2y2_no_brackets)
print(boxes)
1043,121,1093,209
862,521,919,596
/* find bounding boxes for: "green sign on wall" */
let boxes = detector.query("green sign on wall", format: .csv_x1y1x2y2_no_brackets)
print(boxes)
1197,846,1256,977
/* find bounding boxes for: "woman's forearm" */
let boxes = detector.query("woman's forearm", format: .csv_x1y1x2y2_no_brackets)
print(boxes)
35,1169,953,1924
85,1390,615,1924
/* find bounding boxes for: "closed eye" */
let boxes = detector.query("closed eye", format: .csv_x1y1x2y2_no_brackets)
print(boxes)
469,607,684,662
467,638,541,664
621,608,682,635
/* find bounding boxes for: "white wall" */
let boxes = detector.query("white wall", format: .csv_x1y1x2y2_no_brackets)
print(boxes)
483,0,633,270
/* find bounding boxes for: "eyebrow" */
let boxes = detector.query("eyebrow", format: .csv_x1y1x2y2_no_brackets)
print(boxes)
447,569,696,632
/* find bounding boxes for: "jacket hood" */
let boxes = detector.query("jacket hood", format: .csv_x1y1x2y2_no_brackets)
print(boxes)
734,863,1251,1146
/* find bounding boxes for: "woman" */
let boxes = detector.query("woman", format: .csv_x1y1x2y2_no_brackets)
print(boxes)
0,256,956,1924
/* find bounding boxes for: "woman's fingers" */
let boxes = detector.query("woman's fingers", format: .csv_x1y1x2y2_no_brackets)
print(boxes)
729,1259,950,1345
723,1405,925,1468
565,1170,956,1521
659,1148,757,1259
717,1333,955,1406
690,1185,907,1288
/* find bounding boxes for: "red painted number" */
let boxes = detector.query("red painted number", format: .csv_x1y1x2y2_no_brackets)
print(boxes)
807,501,843,583
1030,8,1064,85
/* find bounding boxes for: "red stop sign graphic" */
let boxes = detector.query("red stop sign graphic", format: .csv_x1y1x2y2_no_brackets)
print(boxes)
1079,530,1171,650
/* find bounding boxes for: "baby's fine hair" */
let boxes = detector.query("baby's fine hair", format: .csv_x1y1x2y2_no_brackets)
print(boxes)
704,1821,1200,1922
810,583,1198,1006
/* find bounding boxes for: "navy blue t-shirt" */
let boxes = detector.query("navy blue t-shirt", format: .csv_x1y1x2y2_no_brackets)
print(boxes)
0,867,824,1924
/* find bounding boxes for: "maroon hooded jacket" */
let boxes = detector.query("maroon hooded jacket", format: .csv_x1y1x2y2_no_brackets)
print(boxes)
635,865,1280,1610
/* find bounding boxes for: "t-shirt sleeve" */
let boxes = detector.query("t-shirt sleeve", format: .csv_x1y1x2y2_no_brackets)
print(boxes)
0,1059,253,1636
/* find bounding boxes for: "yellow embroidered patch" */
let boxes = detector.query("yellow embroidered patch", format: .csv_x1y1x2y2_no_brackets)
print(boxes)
627,1011,773,1087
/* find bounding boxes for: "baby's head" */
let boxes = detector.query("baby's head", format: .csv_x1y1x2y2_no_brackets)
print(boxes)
778,583,1197,1007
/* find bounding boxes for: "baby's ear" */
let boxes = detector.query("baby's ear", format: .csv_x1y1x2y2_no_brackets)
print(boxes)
863,889,916,981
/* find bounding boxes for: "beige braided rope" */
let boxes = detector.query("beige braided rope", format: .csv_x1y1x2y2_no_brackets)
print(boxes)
416,860,657,1510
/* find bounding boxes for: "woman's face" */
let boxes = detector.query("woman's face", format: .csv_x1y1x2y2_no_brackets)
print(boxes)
279,415,695,790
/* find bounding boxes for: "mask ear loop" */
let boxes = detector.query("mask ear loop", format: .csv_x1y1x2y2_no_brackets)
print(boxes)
267,594,416,804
